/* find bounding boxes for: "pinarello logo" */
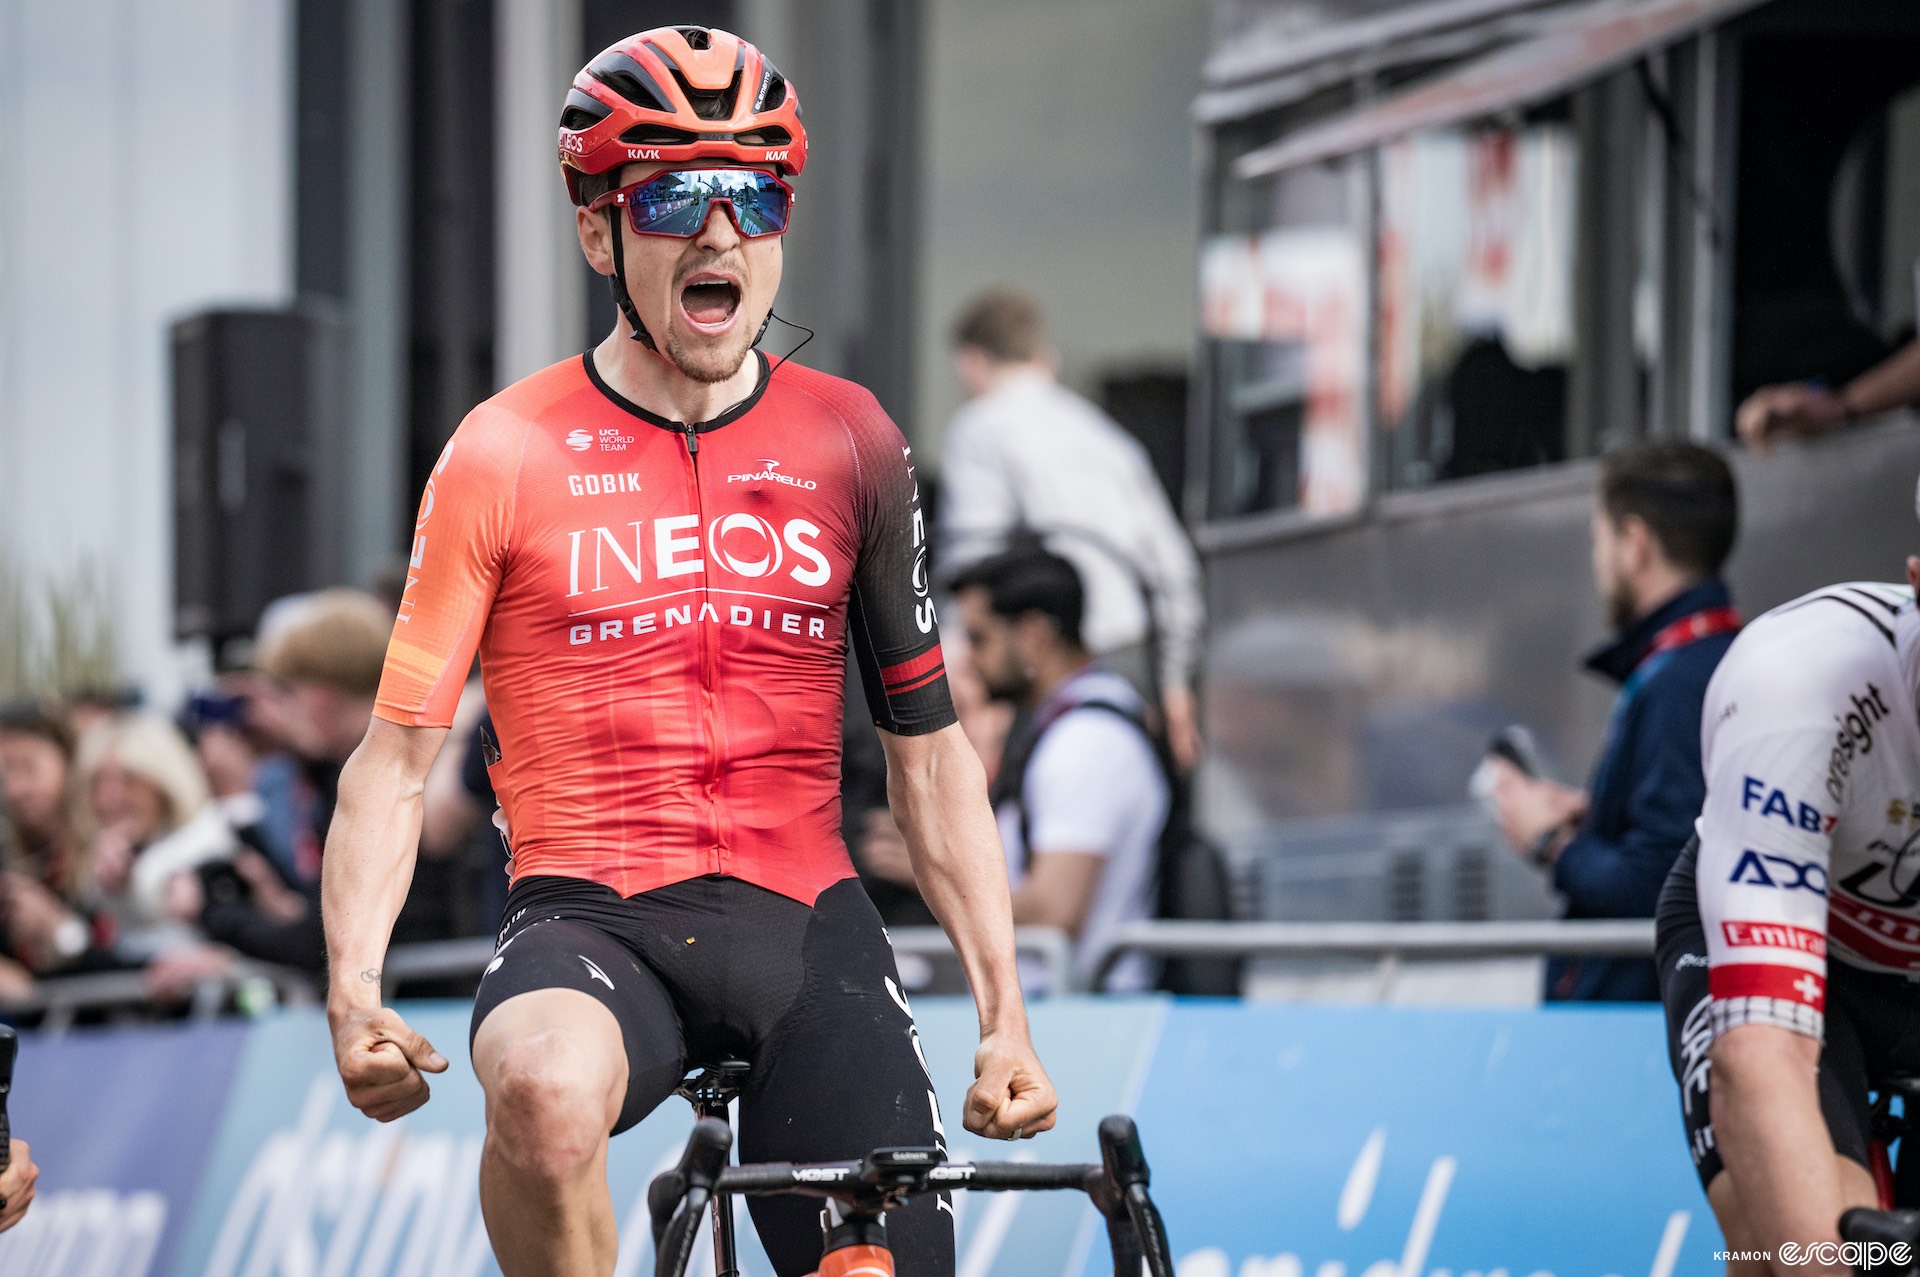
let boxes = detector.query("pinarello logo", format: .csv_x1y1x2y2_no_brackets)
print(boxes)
565,429,593,452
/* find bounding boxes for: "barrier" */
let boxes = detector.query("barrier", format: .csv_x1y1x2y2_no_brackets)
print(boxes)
0,996,1716,1277
1088,919,1658,990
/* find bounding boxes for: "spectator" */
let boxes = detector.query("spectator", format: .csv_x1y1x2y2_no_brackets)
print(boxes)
1737,335,1920,453
76,713,236,962
940,289,1206,769
173,589,394,973
1487,443,1741,1001
0,701,86,988
951,545,1168,993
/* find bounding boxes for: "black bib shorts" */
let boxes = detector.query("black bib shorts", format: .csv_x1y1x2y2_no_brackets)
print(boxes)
471,873,955,1277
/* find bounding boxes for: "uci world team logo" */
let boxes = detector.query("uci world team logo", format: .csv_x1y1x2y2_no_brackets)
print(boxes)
566,429,594,452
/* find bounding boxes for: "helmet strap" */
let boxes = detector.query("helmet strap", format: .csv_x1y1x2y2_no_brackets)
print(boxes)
605,209,658,351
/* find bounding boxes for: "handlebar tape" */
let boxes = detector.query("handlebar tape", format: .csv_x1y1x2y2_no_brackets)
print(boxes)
649,1118,732,1250
1839,1207,1920,1244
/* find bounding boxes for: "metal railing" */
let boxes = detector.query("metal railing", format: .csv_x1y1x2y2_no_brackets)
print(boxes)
5,919,1657,1028
10,959,319,1036
1088,918,1656,992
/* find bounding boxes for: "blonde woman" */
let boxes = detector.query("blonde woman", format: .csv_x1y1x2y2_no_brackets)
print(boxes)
77,713,235,957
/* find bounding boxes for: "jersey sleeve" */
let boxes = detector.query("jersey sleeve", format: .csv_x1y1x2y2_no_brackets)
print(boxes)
845,401,958,736
374,412,524,729
1694,637,1847,1042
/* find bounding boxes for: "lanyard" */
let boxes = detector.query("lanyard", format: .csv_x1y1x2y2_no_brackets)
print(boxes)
1620,605,1743,702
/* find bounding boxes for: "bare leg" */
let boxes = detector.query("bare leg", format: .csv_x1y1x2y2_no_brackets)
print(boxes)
1706,1157,1877,1277
473,988,629,1277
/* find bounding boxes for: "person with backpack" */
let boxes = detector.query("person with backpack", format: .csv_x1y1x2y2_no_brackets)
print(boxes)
949,546,1169,993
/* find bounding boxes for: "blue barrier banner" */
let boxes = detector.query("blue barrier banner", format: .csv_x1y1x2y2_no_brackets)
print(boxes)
3,998,1717,1276
170,996,1167,1277
0,1019,248,1276
1133,1004,1714,1277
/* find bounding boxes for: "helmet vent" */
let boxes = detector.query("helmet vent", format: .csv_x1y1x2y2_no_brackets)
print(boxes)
588,51,670,112
619,124,699,146
669,68,742,121
673,26,712,50
734,127,791,146
560,89,612,132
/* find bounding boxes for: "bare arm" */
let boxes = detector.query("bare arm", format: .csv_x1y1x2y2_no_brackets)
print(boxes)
1010,852,1104,936
881,722,1058,1140
1737,338,1920,451
322,717,451,1120
1711,1024,1869,1272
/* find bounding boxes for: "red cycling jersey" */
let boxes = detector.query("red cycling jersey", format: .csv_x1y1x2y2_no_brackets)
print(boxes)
374,352,955,905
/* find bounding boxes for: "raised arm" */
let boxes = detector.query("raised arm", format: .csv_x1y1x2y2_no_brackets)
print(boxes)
324,414,516,1120
881,724,1057,1140
323,718,451,1120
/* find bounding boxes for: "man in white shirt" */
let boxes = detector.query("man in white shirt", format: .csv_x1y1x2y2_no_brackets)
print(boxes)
950,546,1168,993
941,289,1205,769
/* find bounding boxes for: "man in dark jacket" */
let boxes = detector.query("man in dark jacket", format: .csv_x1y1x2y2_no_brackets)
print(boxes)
1489,443,1740,1000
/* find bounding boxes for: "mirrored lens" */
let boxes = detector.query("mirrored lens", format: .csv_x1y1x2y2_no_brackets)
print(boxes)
626,169,790,238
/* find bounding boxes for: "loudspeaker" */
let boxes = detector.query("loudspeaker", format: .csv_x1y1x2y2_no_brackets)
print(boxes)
172,308,344,642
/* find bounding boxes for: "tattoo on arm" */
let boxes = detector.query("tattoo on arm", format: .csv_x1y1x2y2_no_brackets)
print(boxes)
359,968,381,985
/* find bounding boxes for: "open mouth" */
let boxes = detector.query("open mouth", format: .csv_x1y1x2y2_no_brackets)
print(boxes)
678,274,743,331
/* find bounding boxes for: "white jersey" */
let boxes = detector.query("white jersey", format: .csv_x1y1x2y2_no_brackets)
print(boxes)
1695,582,1920,1040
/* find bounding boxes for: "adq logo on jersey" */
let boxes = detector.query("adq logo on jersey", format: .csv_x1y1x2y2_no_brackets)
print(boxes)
727,458,817,490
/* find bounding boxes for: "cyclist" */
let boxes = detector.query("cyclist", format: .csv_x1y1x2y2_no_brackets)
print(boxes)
1657,549,1920,1273
320,27,1057,1277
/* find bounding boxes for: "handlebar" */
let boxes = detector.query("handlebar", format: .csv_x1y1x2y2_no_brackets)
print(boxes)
648,1115,1173,1277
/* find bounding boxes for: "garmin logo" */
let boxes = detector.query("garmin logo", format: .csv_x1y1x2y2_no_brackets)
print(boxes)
727,458,816,490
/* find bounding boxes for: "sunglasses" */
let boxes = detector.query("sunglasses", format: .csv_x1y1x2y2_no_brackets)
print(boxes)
586,168,794,239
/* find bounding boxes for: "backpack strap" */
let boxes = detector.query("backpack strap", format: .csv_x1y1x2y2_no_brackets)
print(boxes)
992,699,1164,872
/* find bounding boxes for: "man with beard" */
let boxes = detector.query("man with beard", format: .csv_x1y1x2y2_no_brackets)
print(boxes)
950,546,1169,995
320,26,1054,1277
1486,443,1741,1000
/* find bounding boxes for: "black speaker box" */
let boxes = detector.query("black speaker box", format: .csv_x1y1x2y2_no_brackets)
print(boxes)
172,308,343,642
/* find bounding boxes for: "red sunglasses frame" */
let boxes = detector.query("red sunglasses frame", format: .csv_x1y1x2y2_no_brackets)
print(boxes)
585,169,795,239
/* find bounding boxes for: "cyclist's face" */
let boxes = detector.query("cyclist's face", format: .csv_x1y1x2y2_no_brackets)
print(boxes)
584,161,785,385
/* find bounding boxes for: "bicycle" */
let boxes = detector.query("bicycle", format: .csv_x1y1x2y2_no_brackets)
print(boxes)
650,1058,1175,1277
1835,1074,1920,1274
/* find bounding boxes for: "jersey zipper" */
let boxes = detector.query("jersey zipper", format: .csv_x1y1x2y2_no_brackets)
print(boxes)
682,422,722,873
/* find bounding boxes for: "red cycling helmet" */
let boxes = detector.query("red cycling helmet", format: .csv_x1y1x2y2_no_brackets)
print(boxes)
559,25,807,205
